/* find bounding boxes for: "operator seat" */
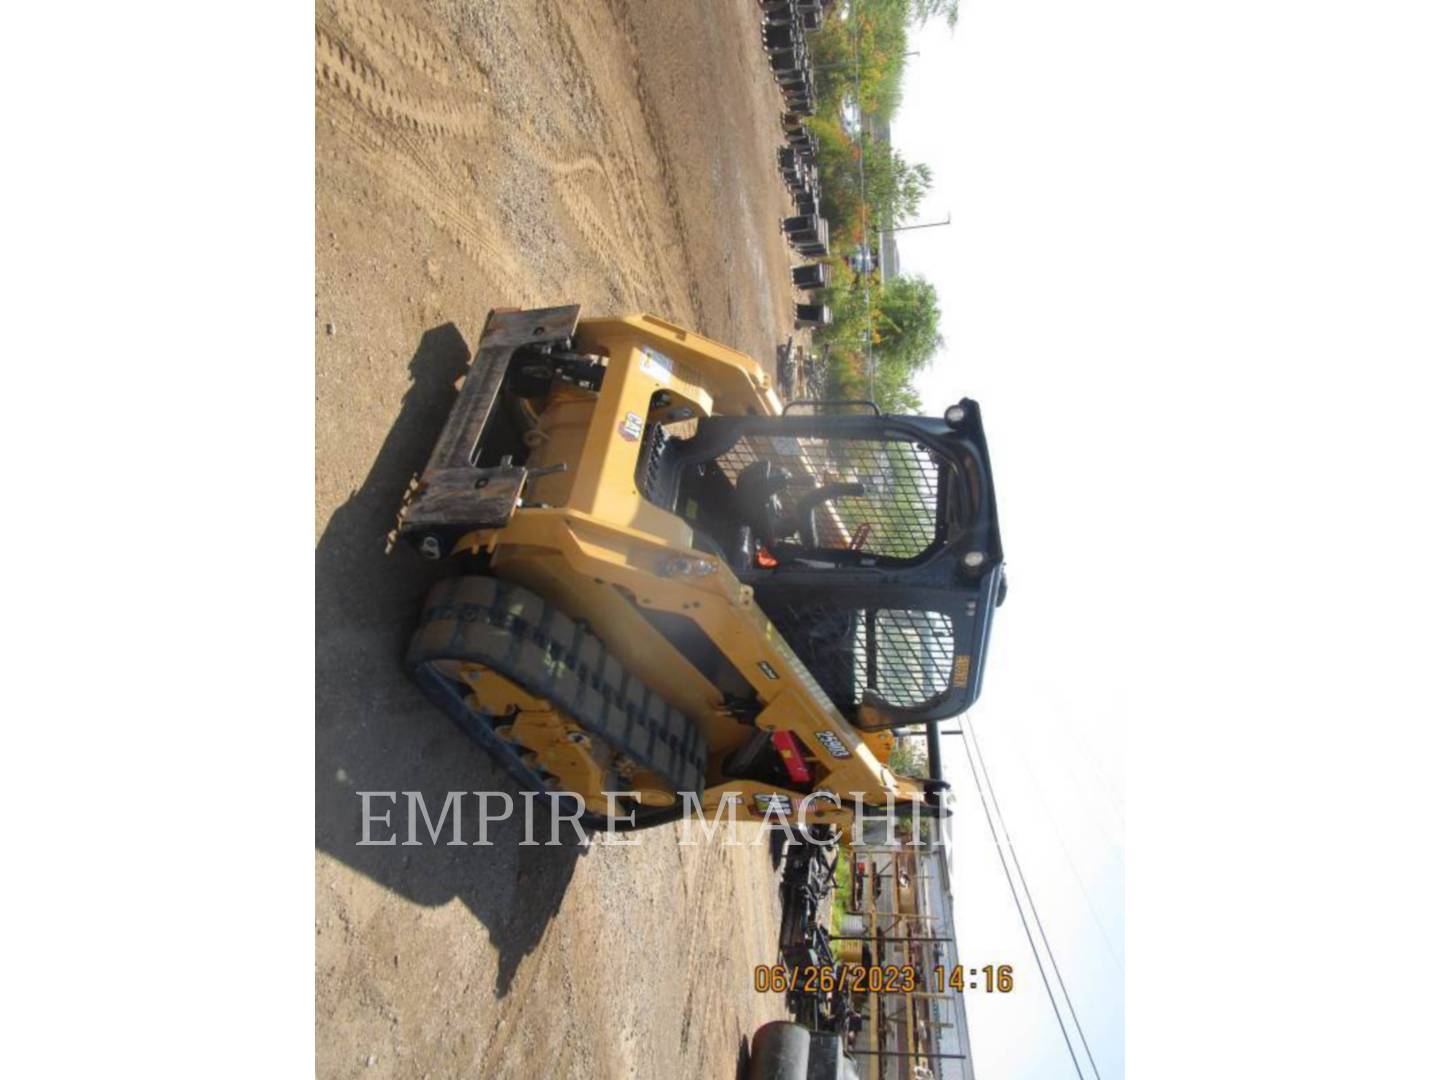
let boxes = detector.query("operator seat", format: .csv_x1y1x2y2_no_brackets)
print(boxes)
734,460,865,558
734,460,791,548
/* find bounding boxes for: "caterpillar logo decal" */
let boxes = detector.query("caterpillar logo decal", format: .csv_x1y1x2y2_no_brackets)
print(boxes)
757,660,780,680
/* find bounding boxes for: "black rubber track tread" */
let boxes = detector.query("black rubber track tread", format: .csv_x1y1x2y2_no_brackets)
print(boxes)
406,576,707,805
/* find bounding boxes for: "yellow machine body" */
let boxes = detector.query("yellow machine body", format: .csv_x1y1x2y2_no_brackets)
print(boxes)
447,313,924,828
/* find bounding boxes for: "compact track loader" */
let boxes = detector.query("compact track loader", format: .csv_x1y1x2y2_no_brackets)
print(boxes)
394,305,1004,831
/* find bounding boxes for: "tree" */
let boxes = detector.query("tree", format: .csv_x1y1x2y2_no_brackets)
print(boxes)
801,0,949,416
909,0,961,29
872,275,942,374
889,736,930,777
812,0,913,122
816,271,943,415
815,127,933,241
863,140,933,229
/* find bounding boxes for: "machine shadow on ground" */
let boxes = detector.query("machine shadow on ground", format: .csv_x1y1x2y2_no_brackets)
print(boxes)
315,323,586,996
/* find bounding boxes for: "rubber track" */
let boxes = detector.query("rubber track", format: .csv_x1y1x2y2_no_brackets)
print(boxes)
406,576,707,803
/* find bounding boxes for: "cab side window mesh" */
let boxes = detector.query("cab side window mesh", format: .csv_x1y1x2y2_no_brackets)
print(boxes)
763,603,956,712
714,435,942,557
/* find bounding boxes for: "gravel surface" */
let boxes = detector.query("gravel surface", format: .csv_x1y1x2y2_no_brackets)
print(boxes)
315,1,798,1076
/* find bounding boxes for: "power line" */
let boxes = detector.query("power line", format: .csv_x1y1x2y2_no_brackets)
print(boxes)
970,720,1104,1080
1041,706,1126,844
1046,703,1126,828
1008,705,1124,869
1001,713,1124,974
960,726,1087,1080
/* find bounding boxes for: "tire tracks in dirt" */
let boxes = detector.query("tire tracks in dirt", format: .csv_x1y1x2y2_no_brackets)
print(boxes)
316,0,695,319
315,2,795,1074
316,7,530,286
594,0,709,327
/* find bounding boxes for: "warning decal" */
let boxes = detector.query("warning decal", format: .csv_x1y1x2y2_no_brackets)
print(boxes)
639,346,674,384
618,411,645,441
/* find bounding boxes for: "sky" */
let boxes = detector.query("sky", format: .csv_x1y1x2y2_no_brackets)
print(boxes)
884,3,1439,1077
888,6,1140,1077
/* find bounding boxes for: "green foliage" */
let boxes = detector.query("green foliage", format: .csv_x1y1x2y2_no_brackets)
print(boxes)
830,849,852,933
803,0,948,415
813,127,933,239
815,268,942,415
888,736,930,778
862,139,932,230
808,2,936,238
873,275,942,372
808,117,865,248
812,0,959,120
812,0,912,123
909,0,961,29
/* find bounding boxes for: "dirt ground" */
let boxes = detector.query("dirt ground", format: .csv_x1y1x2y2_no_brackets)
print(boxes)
315,1,800,1076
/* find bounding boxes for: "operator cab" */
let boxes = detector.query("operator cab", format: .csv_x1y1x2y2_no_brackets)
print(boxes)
638,399,1005,730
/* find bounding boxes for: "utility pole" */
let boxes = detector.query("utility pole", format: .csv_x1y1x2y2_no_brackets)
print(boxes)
876,213,952,235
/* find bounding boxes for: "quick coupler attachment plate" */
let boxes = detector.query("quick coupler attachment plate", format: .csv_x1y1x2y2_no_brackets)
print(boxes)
392,304,581,557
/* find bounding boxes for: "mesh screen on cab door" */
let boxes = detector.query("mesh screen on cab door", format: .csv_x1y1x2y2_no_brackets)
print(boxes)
714,434,942,557
761,602,956,711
